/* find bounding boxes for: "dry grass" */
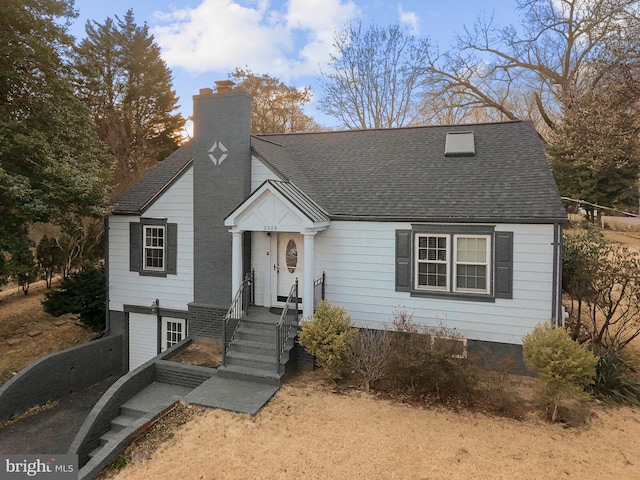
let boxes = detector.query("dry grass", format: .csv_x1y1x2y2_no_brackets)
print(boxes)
103,370,640,480
98,223,640,479
0,280,95,386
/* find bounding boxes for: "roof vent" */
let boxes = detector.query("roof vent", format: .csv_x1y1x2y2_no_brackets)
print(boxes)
445,132,475,156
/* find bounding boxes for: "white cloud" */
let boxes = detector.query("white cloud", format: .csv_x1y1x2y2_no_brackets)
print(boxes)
151,0,359,79
397,3,419,35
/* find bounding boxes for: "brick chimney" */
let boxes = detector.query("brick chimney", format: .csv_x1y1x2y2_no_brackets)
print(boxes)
191,83,251,311
214,80,235,93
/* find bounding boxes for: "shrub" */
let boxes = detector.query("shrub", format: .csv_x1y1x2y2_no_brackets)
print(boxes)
298,300,357,381
522,322,598,422
563,228,640,354
350,328,392,391
385,309,478,404
7,239,39,294
589,352,640,406
42,264,106,330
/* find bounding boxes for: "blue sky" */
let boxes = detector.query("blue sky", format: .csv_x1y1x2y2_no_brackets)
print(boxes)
69,0,520,130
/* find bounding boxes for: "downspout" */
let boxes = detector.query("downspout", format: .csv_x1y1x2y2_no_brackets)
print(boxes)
557,223,565,325
94,216,111,339
551,222,562,327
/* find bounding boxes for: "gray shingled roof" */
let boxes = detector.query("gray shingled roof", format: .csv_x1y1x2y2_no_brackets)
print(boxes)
111,140,193,214
114,121,566,222
253,121,567,222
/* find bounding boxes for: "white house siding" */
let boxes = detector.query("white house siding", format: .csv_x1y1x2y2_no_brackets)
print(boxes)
128,313,158,370
108,167,194,312
313,221,556,345
251,157,281,192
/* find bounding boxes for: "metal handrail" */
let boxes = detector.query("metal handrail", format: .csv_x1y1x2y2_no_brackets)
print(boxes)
275,279,299,374
222,270,254,366
313,271,326,311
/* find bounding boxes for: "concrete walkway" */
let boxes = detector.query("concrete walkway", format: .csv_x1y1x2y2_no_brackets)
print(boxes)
123,382,192,415
185,372,279,415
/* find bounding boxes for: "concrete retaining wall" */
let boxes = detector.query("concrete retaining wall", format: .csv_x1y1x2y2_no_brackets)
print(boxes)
71,338,215,468
0,334,124,422
69,361,156,468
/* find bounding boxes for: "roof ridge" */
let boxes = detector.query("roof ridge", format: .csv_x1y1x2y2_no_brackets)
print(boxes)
253,119,527,138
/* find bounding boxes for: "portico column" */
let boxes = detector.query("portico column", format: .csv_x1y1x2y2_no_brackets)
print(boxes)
303,231,316,318
230,229,243,300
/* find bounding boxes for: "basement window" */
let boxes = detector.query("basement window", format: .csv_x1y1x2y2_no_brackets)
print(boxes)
445,132,475,156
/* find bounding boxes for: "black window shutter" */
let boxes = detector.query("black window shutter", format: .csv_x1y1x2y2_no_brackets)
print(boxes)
129,223,142,272
166,223,178,274
494,232,513,299
395,230,412,292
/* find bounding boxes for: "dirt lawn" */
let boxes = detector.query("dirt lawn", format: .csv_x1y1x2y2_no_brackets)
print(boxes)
0,281,95,386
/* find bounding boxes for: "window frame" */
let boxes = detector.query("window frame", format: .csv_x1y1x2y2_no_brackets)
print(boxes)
143,225,166,272
129,218,178,277
415,234,450,292
162,318,186,351
452,234,491,294
396,226,513,302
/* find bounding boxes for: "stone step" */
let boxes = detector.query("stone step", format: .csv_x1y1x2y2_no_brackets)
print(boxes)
229,339,277,356
119,402,147,419
88,446,102,459
242,319,279,332
217,364,281,386
110,414,140,433
235,327,276,343
225,351,278,371
99,429,119,447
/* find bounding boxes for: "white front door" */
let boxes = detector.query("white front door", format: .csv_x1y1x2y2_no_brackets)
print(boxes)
272,232,303,304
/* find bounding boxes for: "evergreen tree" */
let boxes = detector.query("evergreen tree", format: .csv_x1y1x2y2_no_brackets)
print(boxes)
548,59,640,216
43,264,106,330
74,10,185,192
0,0,112,268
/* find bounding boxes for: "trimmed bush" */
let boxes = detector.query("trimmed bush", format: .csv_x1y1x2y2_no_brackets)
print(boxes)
298,300,357,381
523,322,597,421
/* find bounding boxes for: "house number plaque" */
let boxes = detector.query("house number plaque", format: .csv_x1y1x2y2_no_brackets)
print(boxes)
264,226,278,231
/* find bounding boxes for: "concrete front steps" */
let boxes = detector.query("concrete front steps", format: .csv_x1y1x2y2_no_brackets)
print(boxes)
217,311,296,386
87,382,191,462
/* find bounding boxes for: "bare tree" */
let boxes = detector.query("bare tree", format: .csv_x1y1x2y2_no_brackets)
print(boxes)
423,0,640,137
319,22,432,129
564,228,640,354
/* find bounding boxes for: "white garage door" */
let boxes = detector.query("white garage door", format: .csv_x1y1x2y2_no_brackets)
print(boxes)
129,313,158,371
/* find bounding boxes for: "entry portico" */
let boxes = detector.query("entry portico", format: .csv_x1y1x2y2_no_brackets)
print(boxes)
225,180,330,317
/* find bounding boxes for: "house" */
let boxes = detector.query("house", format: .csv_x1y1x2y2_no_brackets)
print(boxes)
108,81,567,371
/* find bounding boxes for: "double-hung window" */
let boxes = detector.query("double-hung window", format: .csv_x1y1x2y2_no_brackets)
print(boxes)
454,235,490,293
129,219,178,276
396,225,513,301
144,225,165,271
416,235,449,290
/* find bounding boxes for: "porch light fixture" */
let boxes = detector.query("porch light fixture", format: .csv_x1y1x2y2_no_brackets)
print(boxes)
151,298,160,314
